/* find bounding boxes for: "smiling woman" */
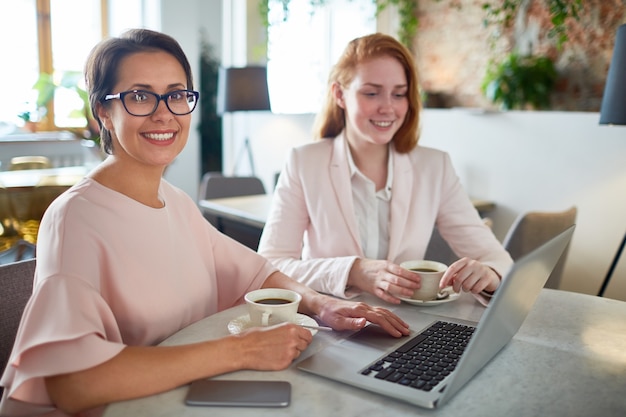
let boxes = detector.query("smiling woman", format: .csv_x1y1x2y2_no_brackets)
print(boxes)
0,29,410,417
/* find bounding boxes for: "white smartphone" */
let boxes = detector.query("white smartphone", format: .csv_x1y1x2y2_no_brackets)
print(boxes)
184,379,291,407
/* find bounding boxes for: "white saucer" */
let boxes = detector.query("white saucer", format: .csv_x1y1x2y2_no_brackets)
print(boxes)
228,313,319,335
399,287,460,306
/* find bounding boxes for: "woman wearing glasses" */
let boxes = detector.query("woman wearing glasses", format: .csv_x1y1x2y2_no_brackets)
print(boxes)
0,29,409,416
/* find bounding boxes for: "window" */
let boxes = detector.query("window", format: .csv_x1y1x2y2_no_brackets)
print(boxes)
0,0,154,135
0,0,39,133
266,0,377,114
49,0,103,129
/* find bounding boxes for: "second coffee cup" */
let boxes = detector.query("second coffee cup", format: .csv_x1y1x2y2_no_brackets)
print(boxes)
400,260,448,301
244,288,302,326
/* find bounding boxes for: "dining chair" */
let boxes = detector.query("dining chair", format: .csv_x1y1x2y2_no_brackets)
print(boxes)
8,156,52,171
0,258,36,397
502,206,577,289
198,172,266,250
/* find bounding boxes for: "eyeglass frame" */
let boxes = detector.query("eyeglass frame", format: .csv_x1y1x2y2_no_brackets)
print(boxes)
103,89,200,116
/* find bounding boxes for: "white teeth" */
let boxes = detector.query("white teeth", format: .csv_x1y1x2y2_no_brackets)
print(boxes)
144,132,174,141
372,121,392,127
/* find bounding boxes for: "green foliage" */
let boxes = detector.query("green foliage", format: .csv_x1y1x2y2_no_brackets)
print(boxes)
258,0,417,49
481,52,558,110
482,0,583,49
375,0,418,48
22,71,98,141
33,71,88,110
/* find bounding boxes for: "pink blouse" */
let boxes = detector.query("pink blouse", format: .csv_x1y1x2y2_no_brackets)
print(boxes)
0,178,275,416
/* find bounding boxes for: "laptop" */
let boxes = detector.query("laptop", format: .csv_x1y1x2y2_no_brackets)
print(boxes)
298,225,576,409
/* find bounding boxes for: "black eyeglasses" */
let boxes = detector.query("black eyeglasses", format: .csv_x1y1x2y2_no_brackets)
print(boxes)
103,89,200,116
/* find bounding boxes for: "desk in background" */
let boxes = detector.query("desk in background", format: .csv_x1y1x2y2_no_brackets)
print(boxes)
198,194,496,251
199,194,269,250
103,289,626,417
0,166,88,247
0,165,88,189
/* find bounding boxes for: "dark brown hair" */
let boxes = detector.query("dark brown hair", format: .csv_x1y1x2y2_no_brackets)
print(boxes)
84,28,194,154
313,33,422,153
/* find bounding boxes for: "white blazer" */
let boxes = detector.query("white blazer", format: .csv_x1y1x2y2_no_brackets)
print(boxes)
258,133,513,298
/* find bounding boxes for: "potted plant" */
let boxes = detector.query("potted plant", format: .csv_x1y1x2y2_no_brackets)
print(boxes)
481,52,558,110
26,71,99,143
17,110,37,132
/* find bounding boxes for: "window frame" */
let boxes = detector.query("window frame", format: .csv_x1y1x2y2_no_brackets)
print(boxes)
33,0,109,132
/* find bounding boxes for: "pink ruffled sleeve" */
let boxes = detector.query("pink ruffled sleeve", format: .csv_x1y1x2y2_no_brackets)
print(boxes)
1,275,126,412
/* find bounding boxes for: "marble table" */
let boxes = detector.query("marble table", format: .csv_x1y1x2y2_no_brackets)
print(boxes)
103,290,626,417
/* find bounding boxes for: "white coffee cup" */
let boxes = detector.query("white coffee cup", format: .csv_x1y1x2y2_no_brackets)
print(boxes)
400,260,448,301
244,288,302,327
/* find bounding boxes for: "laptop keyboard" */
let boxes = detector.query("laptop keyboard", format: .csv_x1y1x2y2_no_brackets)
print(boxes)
361,320,475,392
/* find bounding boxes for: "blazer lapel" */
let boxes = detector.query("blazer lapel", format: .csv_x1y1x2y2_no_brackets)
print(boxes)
329,134,363,253
387,148,414,259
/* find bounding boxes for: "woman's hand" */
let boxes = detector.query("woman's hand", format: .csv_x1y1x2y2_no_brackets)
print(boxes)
316,298,410,338
348,259,420,304
440,258,500,294
236,323,313,370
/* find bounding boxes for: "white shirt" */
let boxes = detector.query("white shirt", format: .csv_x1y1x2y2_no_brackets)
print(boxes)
346,145,393,260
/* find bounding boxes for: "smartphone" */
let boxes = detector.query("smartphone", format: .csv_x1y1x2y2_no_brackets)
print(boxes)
184,379,291,407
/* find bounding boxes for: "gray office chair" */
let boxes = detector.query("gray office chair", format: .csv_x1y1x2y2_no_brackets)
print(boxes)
424,226,458,267
198,172,266,200
425,218,494,267
0,258,36,397
502,206,577,289
198,173,266,250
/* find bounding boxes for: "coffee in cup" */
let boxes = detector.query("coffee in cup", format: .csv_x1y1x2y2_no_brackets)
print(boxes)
244,288,302,326
400,260,448,301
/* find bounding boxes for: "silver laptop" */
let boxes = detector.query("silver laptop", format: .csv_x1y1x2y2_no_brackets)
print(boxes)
298,225,575,409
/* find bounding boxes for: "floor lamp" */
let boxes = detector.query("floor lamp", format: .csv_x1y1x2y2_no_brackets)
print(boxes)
598,24,626,297
216,66,271,176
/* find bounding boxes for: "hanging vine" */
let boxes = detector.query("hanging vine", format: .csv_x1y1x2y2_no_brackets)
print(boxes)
260,1,582,51
482,0,583,49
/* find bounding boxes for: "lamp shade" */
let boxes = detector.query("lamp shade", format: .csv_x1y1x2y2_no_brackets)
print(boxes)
600,24,626,125
216,66,271,115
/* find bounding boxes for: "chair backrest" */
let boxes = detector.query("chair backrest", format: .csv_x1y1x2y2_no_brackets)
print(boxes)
503,206,577,289
198,172,266,200
425,218,494,267
9,156,52,171
0,258,36,396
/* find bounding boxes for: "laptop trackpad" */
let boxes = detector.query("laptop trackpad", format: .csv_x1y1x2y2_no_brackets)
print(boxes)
347,324,403,349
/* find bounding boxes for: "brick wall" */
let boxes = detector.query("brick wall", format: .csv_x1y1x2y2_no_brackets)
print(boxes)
414,0,626,111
